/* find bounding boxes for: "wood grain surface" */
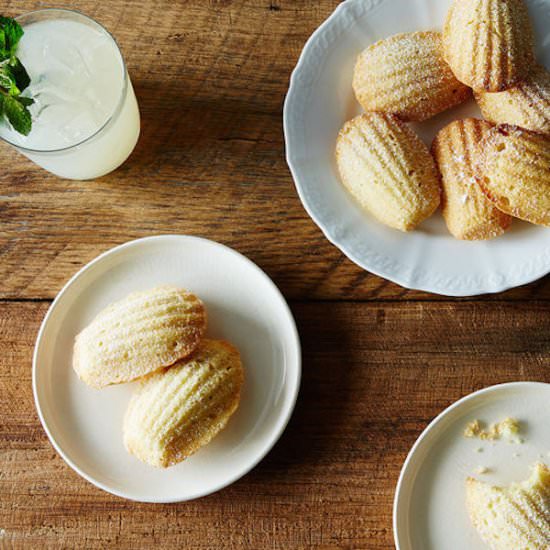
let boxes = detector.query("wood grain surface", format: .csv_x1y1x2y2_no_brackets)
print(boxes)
0,1,549,549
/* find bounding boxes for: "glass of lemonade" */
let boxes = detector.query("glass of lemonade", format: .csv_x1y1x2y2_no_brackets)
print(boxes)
0,9,140,180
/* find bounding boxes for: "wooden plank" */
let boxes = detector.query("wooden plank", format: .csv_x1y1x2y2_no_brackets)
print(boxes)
0,0,547,301
2,301,548,549
1,1,549,549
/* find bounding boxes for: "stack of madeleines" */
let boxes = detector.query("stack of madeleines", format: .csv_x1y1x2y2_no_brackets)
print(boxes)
337,0,550,240
73,285,244,468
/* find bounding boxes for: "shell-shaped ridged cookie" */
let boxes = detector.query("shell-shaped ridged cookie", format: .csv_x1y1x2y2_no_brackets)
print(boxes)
432,118,512,240
466,463,550,549
123,339,244,468
336,113,441,232
475,65,550,134
443,0,535,92
73,286,207,388
353,31,471,122
477,125,550,226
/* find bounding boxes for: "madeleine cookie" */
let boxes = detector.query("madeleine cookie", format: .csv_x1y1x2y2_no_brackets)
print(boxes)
336,113,440,231
477,125,550,226
73,286,206,388
466,463,550,549
123,340,244,468
443,0,535,92
432,119,511,240
475,65,550,134
353,31,470,121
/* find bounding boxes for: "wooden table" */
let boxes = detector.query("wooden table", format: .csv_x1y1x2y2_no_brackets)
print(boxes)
1,1,549,548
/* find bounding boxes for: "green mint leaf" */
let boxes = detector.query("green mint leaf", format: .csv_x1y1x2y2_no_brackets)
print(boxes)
0,90,32,135
0,68,15,93
0,17,23,58
8,57,29,91
0,29,6,59
0,16,32,135
0,62,23,95
18,96,33,107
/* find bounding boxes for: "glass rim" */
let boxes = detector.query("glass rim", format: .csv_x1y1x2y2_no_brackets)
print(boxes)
0,8,129,154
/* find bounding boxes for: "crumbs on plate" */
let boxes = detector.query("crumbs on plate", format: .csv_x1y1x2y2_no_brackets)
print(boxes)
463,417,523,443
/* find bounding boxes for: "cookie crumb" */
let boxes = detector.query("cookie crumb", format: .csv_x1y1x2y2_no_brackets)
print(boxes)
464,417,522,443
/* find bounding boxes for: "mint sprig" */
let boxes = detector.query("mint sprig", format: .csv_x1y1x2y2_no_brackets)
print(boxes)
0,16,23,58
0,90,31,135
0,16,33,136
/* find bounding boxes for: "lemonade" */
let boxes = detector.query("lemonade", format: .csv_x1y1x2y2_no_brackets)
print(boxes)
0,10,140,180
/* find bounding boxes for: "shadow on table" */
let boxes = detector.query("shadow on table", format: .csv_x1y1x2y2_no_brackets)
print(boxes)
247,302,378,479
108,79,282,182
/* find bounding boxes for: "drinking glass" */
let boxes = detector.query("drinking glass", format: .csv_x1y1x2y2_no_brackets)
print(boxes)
0,9,140,180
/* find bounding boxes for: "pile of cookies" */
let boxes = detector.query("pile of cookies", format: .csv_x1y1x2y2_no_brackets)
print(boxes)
336,0,550,240
73,285,244,468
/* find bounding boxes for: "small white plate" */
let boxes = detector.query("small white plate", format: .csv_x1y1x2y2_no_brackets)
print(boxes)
33,235,301,502
393,382,550,550
284,0,550,296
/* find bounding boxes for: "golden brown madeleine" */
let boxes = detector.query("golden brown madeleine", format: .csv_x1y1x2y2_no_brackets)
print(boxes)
475,65,550,134
73,286,206,388
443,0,535,92
466,463,550,549
353,31,470,121
123,340,244,468
336,113,440,232
477,125,550,226
432,119,511,240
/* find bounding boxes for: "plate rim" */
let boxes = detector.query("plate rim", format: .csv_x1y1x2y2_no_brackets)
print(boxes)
32,234,302,503
283,0,550,297
392,380,550,549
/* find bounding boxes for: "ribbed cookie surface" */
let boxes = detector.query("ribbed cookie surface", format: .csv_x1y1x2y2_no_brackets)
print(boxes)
432,119,511,240
466,463,550,549
353,31,470,122
336,113,440,231
475,65,550,134
123,339,244,468
443,0,535,92
73,286,206,388
477,125,550,227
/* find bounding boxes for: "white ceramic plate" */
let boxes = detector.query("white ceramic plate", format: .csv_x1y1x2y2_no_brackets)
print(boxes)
393,382,550,549
284,0,550,296
33,235,301,502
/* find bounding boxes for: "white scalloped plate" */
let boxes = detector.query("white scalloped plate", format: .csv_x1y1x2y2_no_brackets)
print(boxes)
284,0,550,296
33,236,301,502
